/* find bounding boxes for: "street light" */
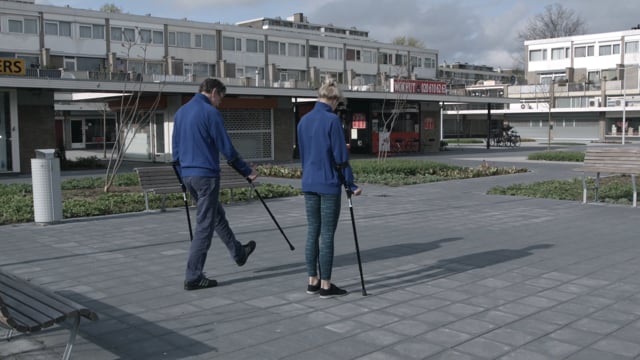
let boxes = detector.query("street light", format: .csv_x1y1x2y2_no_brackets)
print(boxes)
548,77,554,151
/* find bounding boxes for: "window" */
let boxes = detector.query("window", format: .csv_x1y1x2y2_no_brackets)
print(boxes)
139,29,152,44
587,45,594,56
424,58,436,68
327,47,343,61
287,43,304,57
574,46,586,57
168,32,176,46
346,48,360,61
76,57,103,71
111,27,136,42
268,41,280,55
152,31,163,45
362,50,373,63
529,49,547,61
111,27,122,41
245,66,263,79
246,39,263,53
223,36,241,51
195,34,202,48
44,21,70,36
146,62,163,75
9,18,37,34
379,52,391,64
625,41,639,54
192,63,215,77
309,45,324,58
395,54,407,65
45,22,58,35
176,32,190,48
202,34,215,50
79,25,104,39
123,28,135,42
551,47,568,60
599,44,612,56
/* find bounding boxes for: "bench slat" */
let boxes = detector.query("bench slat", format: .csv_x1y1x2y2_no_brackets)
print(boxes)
0,272,98,333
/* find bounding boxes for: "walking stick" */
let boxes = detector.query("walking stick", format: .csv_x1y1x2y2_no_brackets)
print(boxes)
171,162,193,241
336,167,367,296
248,179,295,251
228,162,294,251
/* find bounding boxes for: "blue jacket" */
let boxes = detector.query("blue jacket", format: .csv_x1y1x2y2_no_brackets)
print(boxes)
297,101,357,195
172,93,251,178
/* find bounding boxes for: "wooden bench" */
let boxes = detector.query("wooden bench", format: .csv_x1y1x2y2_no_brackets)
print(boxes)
0,271,98,360
134,163,254,211
574,147,640,207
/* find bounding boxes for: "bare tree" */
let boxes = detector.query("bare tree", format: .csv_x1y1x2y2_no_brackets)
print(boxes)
102,29,165,192
377,92,408,161
518,3,586,41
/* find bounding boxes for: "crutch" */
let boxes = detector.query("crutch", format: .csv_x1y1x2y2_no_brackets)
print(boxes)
171,162,193,241
228,162,294,251
335,165,367,296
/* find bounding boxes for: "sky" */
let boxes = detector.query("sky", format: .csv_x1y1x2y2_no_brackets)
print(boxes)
35,0,640,70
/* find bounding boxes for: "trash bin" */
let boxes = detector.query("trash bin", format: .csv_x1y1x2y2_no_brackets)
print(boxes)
31,149,62,224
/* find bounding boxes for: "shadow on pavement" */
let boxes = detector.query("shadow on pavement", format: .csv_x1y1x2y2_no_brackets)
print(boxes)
60,292,216,360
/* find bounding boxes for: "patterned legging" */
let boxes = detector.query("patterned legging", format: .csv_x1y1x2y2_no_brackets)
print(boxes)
304,192,341,280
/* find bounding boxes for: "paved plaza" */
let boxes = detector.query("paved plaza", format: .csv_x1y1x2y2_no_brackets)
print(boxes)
3,145,640,359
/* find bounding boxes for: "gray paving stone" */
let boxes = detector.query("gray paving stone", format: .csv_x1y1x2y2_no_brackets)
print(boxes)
590,338,640,357
383,319,434,336
455,337,512,359
5,151,640,359
391,340,444,359
548,327,602,347
447,318,497,335
522,337,582,359
482,327,536,347
571,318,623,335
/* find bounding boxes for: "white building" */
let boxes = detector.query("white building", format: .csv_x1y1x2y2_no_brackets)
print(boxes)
445,29,640,143
1,1,515,173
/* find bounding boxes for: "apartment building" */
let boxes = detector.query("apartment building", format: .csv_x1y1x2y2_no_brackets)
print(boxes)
445,28,640,142
4,0,505,173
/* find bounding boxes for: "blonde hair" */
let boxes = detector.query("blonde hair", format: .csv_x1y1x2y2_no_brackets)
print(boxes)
318,79,343,101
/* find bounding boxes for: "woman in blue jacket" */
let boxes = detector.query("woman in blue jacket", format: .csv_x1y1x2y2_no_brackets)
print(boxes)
297,79,362,298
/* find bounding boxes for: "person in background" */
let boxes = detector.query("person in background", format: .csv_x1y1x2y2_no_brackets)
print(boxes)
173,78,258,291
297,79,362,299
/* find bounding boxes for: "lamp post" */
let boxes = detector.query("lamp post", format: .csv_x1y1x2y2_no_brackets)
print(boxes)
548,78,554,150
622,76,627,145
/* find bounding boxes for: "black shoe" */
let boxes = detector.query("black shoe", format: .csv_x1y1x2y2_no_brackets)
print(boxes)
306,281,321,294
236,241,256,266
184,276,218,291
319,284,348,299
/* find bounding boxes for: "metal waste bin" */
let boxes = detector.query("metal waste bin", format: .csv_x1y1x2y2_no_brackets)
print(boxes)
31,149,62,224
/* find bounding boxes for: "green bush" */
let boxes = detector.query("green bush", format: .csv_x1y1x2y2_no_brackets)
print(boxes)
527,151,585,162
488,175,638,204
0,173,301,225
255,159,528,187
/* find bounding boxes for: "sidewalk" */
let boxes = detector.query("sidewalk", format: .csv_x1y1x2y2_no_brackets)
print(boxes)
3,146,640,359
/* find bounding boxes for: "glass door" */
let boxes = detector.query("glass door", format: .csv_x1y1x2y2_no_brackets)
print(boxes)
70,119,85,149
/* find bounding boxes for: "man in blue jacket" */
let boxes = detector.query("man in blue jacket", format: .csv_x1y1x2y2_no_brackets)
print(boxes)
173,78,258,291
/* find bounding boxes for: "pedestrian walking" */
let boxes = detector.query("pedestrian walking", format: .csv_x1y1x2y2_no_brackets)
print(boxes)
172,78,258,291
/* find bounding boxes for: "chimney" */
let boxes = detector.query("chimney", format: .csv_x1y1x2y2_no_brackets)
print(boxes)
292,13,304,23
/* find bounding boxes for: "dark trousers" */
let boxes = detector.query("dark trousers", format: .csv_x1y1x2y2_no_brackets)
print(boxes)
183,176,243,282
